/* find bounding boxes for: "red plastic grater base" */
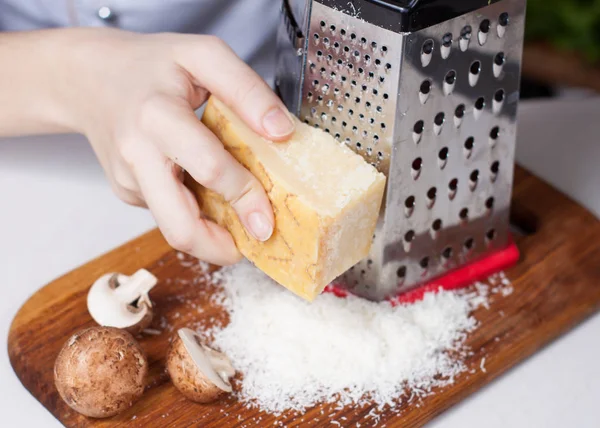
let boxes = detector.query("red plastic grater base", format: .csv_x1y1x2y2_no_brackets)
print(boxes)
324,237,520,305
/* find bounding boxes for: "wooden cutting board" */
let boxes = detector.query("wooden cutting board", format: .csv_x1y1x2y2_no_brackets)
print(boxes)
8,166,600,427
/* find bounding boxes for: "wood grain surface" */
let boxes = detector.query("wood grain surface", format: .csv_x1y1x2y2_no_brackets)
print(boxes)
8,166,600,427
523,42,600,92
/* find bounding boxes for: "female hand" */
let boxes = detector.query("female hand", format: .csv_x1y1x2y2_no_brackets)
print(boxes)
0,28,295,265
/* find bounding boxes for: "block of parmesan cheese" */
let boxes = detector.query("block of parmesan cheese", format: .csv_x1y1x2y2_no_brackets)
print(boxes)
186,96,386,301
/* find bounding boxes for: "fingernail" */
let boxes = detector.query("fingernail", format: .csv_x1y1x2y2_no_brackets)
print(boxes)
262,107,295,139
247,212,273,242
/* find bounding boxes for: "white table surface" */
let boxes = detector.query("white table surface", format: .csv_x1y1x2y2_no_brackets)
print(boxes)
1,96,599,427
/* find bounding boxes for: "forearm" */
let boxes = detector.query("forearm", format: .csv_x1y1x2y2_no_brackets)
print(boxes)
0,29,77,137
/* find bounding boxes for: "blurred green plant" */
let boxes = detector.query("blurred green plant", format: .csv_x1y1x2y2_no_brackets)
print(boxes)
525,0,600,64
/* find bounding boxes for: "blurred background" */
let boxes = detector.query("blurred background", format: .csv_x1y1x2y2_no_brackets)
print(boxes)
521,0,600,97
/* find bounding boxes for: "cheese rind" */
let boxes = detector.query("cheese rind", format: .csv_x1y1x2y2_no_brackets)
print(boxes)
185,97,386,301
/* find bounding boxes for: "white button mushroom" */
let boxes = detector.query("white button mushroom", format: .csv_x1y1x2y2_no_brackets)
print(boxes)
87,269,157,335
166,328,235,403
54,326,148,418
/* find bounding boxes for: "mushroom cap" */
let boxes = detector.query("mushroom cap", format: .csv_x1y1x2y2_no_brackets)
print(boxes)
87,270,156,333
166,329,235,403
54,326,148,418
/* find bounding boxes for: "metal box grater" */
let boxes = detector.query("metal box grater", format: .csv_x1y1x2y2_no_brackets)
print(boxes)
275,0,526,301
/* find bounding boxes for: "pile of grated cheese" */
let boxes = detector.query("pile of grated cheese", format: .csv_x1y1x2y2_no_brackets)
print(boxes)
201,261,506,414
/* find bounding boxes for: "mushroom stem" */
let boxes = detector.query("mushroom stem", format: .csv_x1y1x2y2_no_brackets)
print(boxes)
114,269,157,304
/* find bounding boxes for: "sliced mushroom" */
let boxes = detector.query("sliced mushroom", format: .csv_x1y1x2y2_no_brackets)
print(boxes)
54,326,148,418
87,269,157,334
166,328,235,403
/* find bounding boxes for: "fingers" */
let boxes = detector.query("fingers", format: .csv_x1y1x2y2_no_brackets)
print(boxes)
148,98,275,242
175,35,295,141
132,144,242,266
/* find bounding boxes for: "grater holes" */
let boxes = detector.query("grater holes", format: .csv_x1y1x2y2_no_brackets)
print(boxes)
330,24,336,33
411,157,423,179
464,237,475,251
350,32,357,42
454,104,466,127
379,76,385,84
381,45,388,55
495,52,506,66
344,46,350,54
340,28,347,38
449,178,458,191
459,208,469,221
376,106,383,113
474,97,485,119
383,93,389,101
469,169,479,191
434,112,445,126
404,230,415,243
359,113,365,121
371,41,377,50
469,60,481,87
377,150,383,158
367,71,375,81
358,67,365,75
405,195,415,209
356,142,362,149
323,37,330,47
333,41,340,52
464,136,475,150
434,112,445,135
352,125,358,134
373,88,379,96
397,266,407,278
432,219,443,231
366,101,372,109
342,120,347,128
479,19,490,34
427,187,437,208
442,247,453,260
491,161,500,181
490,126,500,145
420,80,432,94
479,19,491,45
419,257,430,269
375,59,382,67
448,178,458,200
361,84,368,92
348,109,354,116
413,120,424,143
486,196,495,210
313,33,320,45
438,147,449,164
354,50,361,60
385,63,392,72
421,39,434,67
327,54,333,63
494,89,505,102
441,32,452,59
422,39,434,55
444,70,457,95
364,54,371,65
380,123,386,129
355,97,361,104
370,118,376,126
497,12,509,37
320,20,326,28
460,25,472,52
442,32,453,47
485,229,497,245
337,104,343,113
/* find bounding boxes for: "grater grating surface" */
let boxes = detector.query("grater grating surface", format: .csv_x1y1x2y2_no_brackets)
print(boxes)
278,0,525,301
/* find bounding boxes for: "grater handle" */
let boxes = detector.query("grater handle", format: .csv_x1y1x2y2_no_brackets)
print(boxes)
280,0,305,52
